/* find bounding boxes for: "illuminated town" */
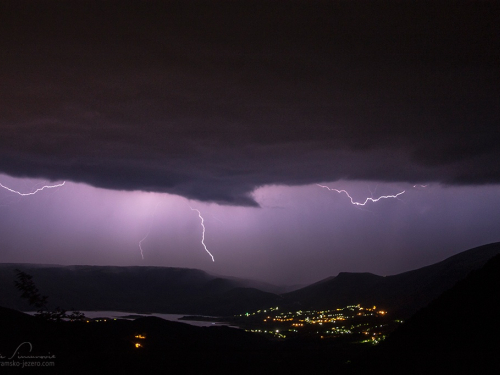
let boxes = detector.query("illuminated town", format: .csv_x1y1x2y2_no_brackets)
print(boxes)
77,305,403,347
232,305,403,343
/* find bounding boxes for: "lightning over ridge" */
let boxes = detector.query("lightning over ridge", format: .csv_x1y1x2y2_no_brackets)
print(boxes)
138,202,161,260
190,207,215,262
139,228,152,260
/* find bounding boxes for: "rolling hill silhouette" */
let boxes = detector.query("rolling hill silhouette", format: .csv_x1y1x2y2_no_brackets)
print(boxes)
283,242,500,318
1,243,500,374
0,265,279,315
352,253,500,374
0,243,499,317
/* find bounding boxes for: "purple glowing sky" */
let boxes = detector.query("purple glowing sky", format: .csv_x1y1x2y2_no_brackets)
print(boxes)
0,1,499,285
2,173,500,285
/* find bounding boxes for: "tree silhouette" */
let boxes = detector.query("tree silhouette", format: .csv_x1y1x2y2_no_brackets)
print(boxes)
14,269,48,309
14,269,85,322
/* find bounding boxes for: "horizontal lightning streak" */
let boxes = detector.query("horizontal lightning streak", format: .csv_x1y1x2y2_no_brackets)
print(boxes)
316,184,405,205
0,181,66,196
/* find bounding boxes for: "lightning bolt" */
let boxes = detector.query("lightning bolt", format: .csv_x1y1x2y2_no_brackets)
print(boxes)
138,203,161,260
316,184,405,205
190,207,215,262
0,181,66,196
138,229,151,260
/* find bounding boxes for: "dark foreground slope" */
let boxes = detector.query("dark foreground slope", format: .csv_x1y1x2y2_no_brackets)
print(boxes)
352,254,500,374
0,306,367,375
284,242,500,317
0,306,263,374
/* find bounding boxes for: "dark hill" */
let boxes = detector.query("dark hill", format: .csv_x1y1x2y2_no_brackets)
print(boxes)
1,243,499,317
0,264,279,315
354,253,500,374
283,272,384,310
284,242,500,317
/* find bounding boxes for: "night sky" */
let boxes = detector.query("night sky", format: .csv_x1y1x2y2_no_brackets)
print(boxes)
1,1,499,285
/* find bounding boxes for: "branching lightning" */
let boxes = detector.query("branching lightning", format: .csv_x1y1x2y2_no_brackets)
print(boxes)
316,184,405,205
0,181,66,196
137,202,215,262
190,207,215,262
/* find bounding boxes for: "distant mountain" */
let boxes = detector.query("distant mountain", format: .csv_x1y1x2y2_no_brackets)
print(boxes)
283,242,500,317
218,274,304,294
0,264,279,315
353,253,500,374
1,243,499,317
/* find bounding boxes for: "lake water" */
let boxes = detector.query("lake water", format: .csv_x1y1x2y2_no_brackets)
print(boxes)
25,310,237,328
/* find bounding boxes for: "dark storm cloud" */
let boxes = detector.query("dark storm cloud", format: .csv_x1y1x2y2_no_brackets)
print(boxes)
1,0,498,205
